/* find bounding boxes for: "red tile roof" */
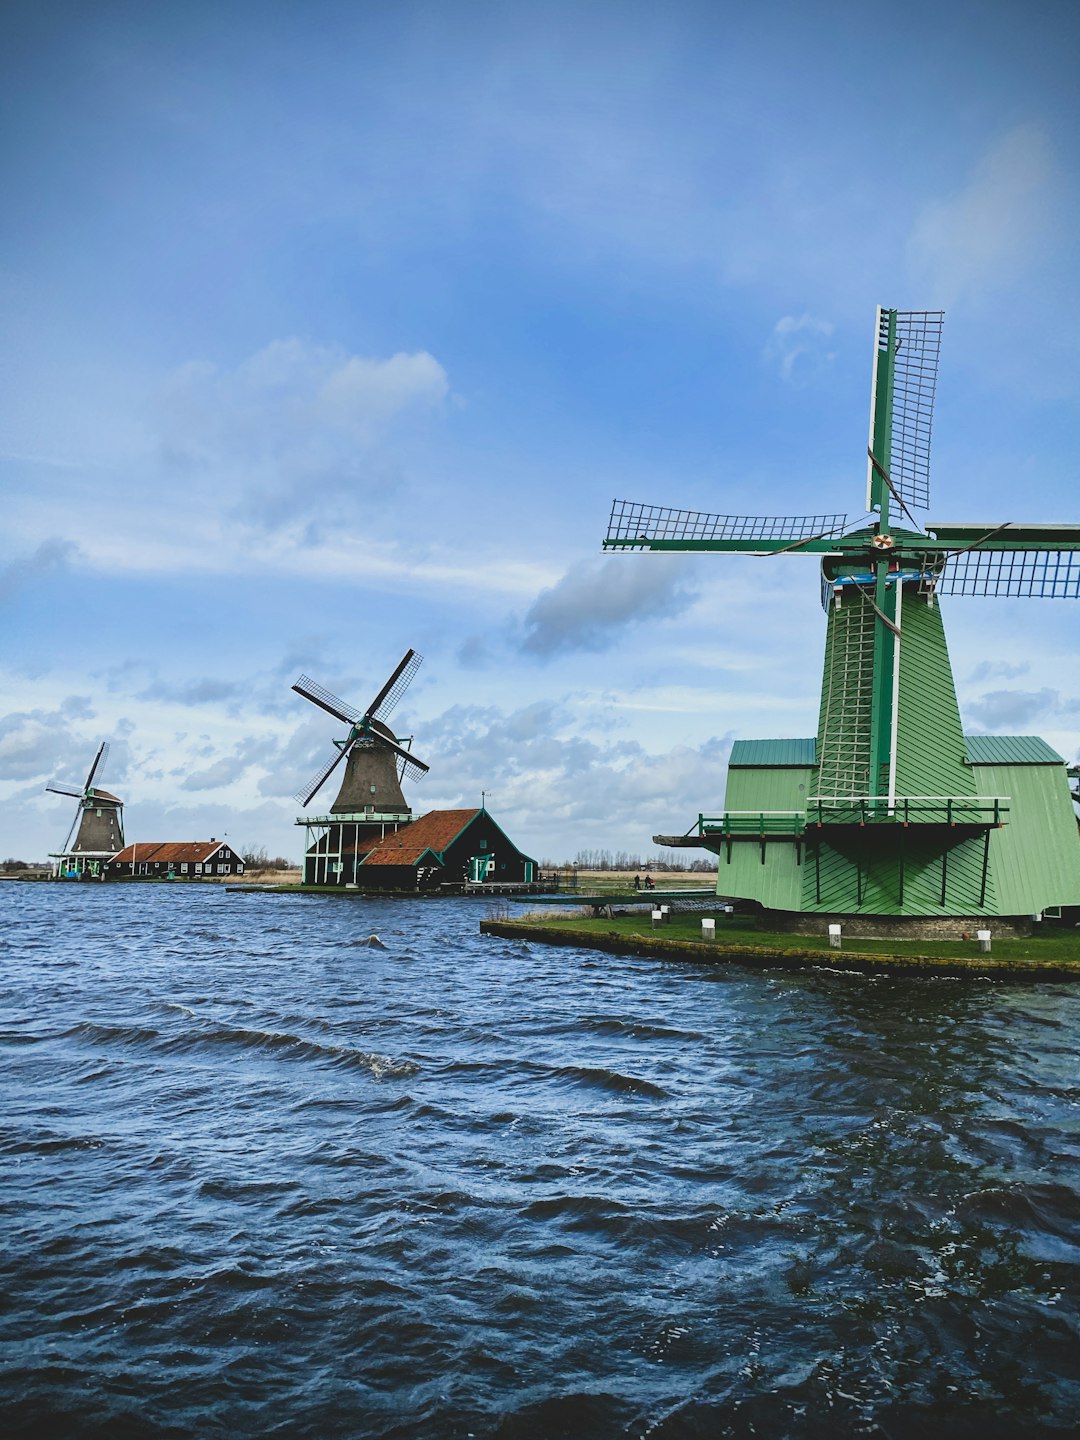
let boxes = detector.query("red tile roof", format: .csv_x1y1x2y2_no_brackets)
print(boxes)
360,809,480,867
110,841,233,865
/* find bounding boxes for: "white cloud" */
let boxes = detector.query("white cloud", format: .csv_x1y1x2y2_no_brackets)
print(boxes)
967,659,1030,684
521,555,697,656
765,314,836,384
0,701,99,784
417,700,733,860
158,339,449,469
0,539,78,603
908,124,1055,306
966,687,1060,731
316,351,449,435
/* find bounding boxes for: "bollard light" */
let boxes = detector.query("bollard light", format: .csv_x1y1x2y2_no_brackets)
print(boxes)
828,923,842,949
652,909,663,930
977,929,991,953
702,918,716,941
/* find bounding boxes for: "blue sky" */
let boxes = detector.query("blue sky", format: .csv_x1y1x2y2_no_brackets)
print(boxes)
2,0,1078,864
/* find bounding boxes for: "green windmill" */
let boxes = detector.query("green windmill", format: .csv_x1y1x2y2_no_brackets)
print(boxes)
604,308,1080,928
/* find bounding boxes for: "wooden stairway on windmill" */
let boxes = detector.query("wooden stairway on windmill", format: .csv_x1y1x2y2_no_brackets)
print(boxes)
610,307,1080,926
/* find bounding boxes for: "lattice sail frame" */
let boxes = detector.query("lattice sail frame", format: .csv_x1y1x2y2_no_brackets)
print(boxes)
370,650,423,723
606,499,849,549
866,308,943,513
936,549,1080,598
293,675,361,724
295,746,347,806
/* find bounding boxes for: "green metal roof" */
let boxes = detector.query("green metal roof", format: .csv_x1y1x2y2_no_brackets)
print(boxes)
729,738,816,768
964,734,1065,766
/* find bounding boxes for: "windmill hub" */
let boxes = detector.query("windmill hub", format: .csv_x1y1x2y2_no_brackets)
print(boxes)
872,534,894,550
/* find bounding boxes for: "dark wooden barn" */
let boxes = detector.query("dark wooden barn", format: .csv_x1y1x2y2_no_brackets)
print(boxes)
107,840,246,880
354,808,537,892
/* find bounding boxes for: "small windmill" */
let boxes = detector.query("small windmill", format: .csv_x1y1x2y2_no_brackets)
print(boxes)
46,742,125,878
604,308,1080,924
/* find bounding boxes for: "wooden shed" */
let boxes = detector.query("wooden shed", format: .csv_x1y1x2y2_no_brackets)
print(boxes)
354,808,537,892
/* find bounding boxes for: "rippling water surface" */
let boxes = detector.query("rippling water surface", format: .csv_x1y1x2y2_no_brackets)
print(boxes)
3,884,1080,1437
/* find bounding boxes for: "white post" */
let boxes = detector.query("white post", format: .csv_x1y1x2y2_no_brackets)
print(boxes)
651,909,663,930
660,905,670,924
702,918,716,941
977,929,991,953
828,923,842,949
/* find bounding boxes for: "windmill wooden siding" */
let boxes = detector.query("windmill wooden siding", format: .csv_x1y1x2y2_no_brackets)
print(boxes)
968,748,1080,914
718,745,814,912
893,602,975,799
713,730,1080,920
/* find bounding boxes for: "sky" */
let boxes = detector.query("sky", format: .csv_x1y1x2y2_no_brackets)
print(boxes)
2,0,1078,865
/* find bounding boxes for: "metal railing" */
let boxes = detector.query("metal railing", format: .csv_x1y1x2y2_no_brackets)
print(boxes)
693,796,1010,837
805,795,1009,827
696,812,806,836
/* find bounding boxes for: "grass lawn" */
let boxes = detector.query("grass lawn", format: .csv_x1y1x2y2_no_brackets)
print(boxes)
511,909,1080,964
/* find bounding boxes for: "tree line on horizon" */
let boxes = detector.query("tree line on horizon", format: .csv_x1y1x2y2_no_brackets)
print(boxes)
558,848,714,872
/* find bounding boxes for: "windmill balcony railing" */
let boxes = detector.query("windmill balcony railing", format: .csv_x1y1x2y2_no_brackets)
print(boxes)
695,812,807,839
692,797,1010,840
805,796,1009,827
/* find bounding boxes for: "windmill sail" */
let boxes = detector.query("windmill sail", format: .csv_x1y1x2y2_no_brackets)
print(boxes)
605,500,849,550
85,741,108,791
866,308,943,513
936,548,1080,598
292,676,361,725
376,731,429,782
295,745,350,806
368,649,423,723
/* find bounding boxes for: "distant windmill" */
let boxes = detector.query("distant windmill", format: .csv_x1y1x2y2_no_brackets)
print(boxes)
292,650,430,885
293,649,429,811
605,307,1080,924
46,742,125,878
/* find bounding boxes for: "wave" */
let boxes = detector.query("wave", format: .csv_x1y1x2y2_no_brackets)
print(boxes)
158,1016,419,1079
548,1062,670,1099
63,1013,417,1079
568,1013,708,1042
64,1020,161,1048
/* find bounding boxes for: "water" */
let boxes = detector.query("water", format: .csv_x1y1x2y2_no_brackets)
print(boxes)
3,884,1080,1438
